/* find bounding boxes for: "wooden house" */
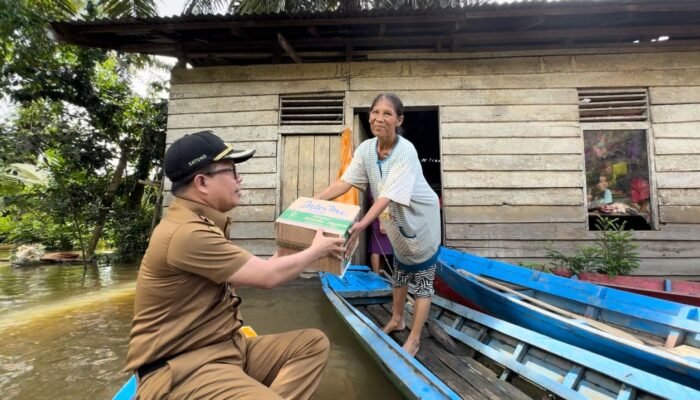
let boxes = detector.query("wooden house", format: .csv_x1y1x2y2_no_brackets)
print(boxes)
51,0,700,276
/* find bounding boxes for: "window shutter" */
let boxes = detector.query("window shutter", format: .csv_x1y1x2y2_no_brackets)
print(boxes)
578,89,648,122
279,93,344,125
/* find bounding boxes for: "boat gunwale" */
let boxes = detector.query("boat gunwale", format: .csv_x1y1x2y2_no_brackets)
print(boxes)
438,247,700,334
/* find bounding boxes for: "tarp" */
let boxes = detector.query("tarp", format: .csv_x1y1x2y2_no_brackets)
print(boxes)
334,128,359,206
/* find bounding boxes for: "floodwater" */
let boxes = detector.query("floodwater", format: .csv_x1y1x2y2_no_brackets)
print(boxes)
0,252,402,399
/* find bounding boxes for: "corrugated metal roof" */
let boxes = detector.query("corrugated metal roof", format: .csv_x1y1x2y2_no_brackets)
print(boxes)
49,0,700,66
57,0,659,25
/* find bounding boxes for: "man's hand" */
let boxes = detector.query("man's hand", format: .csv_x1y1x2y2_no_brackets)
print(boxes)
309,229,346,260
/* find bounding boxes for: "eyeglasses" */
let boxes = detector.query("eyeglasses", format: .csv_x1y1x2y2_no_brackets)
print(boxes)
203,165,238,179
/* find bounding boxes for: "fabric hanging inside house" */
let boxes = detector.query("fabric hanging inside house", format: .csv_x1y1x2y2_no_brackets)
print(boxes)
334,127,360,206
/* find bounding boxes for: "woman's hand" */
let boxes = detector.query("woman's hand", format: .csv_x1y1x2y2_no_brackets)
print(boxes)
309,229,346,260
379,220,386,235
345,221,369,258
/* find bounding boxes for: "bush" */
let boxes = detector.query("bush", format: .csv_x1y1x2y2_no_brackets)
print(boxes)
5,210,75,250
545,217,640,277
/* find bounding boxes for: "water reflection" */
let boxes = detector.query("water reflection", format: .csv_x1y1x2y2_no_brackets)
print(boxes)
0,260,403,399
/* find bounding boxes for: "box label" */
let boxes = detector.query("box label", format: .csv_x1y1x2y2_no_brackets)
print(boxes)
278,209,352,234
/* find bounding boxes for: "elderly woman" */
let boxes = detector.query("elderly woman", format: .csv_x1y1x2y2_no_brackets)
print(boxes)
315,93,441,356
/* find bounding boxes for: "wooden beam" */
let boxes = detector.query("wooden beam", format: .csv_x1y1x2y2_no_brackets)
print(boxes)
598,13,636,28
119,37,700,61
173,24,700,52
452,25,700,46
307,25,320,38
516,16,546,31
277,33,302,64
272,43,281,64
151,29,180,43
230,26,248,39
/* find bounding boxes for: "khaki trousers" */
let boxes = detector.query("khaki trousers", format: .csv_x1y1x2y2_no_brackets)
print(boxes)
136,328,330,400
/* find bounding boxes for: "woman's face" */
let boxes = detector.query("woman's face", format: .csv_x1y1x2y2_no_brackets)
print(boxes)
369,98,404,140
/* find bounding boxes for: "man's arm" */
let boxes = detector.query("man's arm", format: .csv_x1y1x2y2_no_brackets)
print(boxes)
228,229,345,289
314,179,353,201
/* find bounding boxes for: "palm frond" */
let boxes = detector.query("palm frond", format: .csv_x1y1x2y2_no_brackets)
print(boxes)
53,0,80,17
1,164,50,187
183,0,230,15
236,0,286,15
26,0,80,19
100,0,158,18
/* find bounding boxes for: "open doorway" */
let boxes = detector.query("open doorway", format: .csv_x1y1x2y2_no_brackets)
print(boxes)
353,108,443,269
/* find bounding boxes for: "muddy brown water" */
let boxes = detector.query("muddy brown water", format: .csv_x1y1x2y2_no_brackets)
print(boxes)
0,254,402,399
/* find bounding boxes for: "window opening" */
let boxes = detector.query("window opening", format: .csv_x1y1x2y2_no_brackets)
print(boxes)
584,129,652,230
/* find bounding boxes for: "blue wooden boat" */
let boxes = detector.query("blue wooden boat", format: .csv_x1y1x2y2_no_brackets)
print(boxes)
322,265,700,399
437,246,700,390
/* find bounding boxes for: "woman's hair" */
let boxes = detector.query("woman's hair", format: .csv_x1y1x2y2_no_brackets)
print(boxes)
371,93,404,117
371,93,405,135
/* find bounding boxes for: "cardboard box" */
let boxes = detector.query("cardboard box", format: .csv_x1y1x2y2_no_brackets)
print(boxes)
275,197,360,276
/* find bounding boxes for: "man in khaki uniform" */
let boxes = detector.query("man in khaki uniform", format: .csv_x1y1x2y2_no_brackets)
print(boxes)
124,130,345,399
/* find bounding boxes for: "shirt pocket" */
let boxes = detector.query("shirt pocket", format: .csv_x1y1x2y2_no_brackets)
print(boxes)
398,225,417,239
396,231,426,259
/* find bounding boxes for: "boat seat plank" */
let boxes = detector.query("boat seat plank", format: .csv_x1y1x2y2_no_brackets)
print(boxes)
616,384,634,400
561,365,584,389
664,329,685,348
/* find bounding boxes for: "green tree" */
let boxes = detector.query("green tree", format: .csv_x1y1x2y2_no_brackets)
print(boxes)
1,1,166,261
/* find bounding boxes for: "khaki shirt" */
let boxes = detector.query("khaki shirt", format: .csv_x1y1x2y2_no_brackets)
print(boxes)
124,197,253,372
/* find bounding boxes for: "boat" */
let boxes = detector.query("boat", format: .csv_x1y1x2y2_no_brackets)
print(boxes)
437,246,700,390
321,265,700,399
112,326,259,400
40,251,83,263
551,269,700,307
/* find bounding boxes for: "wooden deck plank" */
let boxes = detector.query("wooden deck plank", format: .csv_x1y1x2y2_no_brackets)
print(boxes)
365,304,484,399
365,304,530,400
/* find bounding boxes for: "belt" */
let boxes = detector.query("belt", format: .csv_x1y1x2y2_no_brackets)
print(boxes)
137,357,171,380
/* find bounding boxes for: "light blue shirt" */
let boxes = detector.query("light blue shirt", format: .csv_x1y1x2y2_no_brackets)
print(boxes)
341,136,441,266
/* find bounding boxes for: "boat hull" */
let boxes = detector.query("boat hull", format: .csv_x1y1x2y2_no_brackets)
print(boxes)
437,247,700,390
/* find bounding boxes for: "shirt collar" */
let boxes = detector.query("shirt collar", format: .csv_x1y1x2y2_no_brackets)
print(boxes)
171,197,231,232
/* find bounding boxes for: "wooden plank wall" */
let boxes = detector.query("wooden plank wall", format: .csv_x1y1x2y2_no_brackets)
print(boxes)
166,50,700,275
280,134,341,211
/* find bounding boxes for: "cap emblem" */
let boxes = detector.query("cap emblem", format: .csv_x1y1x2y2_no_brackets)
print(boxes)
188,154,207,166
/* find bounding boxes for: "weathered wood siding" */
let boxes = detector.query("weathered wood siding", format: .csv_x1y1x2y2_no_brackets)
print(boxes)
166,50,700,274
165,65,350,256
